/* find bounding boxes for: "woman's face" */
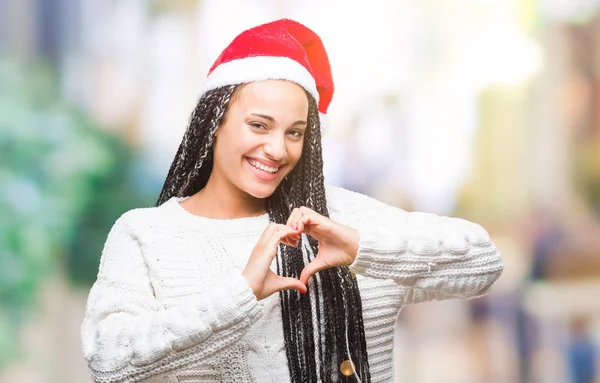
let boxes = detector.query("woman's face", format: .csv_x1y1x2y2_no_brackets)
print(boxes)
212,80,309,200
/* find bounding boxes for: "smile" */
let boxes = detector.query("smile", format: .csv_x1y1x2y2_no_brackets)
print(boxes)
246,158,281,174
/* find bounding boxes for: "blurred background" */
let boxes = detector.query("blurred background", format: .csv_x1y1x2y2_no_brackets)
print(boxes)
1,0,600,382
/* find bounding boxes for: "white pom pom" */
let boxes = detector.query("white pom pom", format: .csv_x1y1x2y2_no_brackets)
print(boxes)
319,112,330,135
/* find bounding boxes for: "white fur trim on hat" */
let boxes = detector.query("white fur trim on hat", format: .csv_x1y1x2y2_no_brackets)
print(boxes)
202,56,320,104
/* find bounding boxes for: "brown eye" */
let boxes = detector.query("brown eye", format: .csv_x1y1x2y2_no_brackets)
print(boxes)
288,130,304,138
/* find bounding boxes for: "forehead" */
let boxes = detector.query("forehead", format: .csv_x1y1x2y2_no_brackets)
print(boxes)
234,80,308,112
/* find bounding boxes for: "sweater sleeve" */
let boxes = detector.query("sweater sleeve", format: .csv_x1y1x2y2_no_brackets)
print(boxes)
326,185,504,304
81,213,263,383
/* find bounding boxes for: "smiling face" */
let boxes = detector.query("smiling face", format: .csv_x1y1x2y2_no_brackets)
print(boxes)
211,80,309,200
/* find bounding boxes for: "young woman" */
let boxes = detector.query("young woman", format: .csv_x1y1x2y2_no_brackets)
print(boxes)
81,19,504,383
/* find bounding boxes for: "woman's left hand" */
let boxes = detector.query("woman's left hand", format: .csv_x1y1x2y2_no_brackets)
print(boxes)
286,207,359,286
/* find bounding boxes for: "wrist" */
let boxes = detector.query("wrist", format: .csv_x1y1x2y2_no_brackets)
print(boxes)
337,224,359,264
241,272,261,300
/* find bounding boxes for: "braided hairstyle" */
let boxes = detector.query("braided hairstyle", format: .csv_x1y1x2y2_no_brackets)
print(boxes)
157,84,371,382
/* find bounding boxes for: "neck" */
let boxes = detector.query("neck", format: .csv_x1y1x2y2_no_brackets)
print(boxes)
182,173,267,219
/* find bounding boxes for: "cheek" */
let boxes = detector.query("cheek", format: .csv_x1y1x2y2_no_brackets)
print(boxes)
213,136,239,173
289,141,304,165
216,128,246,160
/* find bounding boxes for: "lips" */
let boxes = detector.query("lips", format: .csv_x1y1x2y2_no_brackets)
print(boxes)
246,157,280,173
245,157,284,181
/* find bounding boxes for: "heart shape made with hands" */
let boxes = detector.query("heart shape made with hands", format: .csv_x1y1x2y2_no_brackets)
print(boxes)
284,206,359,287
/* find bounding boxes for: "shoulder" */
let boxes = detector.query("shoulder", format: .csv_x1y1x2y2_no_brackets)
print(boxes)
109,199,176,235
325,184,387,212
325,184,363,202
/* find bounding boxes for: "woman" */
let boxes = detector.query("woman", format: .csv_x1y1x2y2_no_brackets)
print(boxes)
81,19,504,383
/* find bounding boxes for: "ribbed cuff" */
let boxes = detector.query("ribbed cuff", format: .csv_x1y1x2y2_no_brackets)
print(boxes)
349,227,382,276
209,273,263,330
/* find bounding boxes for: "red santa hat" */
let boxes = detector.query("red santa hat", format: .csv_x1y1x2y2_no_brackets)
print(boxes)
201,19,334,133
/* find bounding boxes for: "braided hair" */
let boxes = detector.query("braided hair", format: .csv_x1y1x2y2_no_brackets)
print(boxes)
157,85,371,382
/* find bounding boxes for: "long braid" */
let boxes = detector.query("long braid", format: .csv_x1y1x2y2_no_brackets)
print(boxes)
156,85,371,382
156,85,237,205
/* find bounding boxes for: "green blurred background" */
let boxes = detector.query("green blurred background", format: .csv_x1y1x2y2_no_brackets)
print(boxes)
1,0,599,382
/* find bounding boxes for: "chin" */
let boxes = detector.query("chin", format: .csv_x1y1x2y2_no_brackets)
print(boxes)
243,182,280,199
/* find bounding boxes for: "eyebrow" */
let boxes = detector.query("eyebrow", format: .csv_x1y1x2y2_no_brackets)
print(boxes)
251,113,307,127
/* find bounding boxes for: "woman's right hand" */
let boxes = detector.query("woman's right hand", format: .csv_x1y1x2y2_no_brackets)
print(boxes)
242,223,307,301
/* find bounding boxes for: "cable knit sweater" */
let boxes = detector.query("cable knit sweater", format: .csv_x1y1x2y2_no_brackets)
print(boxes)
81,185,503,383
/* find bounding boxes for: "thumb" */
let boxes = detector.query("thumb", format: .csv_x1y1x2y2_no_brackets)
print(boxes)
273,275,307,294
300,258,330,286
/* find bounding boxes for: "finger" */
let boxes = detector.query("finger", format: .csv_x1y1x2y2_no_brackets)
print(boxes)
272,275,307,294
252,225,298,269
266,225,299,250
272,223,300,247
300,258,330,286
281,237,299,247
290,208,304,231
286,208,299,228
297,214,313,234
273,223,299,237
299,206,316,214
258,222,279,243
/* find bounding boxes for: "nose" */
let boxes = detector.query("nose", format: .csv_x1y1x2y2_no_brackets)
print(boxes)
263,132,286,161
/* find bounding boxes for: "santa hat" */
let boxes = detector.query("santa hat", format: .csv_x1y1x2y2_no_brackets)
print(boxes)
201,19,334,133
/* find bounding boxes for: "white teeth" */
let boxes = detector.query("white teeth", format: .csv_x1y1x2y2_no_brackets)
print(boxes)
248,159,279,173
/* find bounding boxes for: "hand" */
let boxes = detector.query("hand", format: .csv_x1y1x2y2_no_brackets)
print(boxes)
286,207,359,286
243,223,307,301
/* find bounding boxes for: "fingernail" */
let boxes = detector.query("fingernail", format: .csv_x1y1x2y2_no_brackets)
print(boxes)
299,289,306,294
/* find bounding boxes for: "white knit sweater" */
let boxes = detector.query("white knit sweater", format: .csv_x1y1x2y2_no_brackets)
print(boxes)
81,185,503,383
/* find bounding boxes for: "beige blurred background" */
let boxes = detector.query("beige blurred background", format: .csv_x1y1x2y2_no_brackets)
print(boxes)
1,0,600,382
